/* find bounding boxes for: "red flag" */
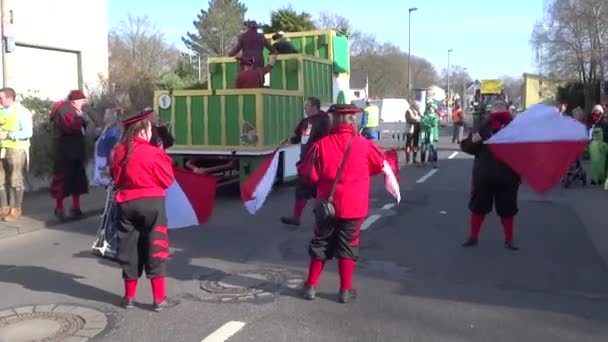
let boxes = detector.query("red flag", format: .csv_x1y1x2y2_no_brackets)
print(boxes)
240,150,280,214
165,168,217,229
383,149,401,203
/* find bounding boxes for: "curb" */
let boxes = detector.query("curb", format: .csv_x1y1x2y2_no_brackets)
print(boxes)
0,209,103,240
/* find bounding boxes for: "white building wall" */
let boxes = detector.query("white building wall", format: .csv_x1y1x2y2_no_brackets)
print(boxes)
3,0,108,100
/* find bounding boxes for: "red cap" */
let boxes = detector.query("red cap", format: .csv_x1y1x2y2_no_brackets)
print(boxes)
121,108,155,126
67,90,86,101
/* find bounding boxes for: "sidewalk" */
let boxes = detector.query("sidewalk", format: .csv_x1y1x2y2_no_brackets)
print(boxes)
0,186,106,239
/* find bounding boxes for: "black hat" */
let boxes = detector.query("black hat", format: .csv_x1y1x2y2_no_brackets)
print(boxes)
121,108,155,126
243,20,258,28
272,31,285,40
327,104,362,115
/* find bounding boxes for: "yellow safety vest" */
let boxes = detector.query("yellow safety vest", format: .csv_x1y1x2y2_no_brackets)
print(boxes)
0,104,31,150
364,105,379,128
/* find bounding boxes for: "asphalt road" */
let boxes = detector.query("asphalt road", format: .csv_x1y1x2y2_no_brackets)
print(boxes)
1,126,608,342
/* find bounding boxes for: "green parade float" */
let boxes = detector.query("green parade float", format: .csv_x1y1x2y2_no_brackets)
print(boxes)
153,30,351,187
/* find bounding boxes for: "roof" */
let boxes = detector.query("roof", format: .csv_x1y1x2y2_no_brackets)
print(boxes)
350,71,368,89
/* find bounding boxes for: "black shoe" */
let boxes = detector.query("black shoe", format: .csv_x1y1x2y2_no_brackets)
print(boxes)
54,208,65,221
504,240,519,251
121,297,135,309
152,297,180,312
70,208,83,218
339,289,357,303
462,237,478,247
303,285,316,300
280,216,300,226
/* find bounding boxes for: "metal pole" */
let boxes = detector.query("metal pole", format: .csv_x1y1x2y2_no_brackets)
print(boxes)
197,55,202,82
447,49,453,109
1,0,7,87
407,7,417,99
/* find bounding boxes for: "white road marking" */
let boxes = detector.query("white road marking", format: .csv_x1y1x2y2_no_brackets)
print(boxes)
448,151,459,159
201,321,246,342
361,214,381,231
381,203,395,210
439,211,448,215
416,169,438,184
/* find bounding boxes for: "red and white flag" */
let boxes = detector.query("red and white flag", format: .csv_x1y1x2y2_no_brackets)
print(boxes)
166,168,217,229
486,104,589,194
383,149,401,203
241,151,280,215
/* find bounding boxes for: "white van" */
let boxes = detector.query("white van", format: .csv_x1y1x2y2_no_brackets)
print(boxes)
353,98,410,123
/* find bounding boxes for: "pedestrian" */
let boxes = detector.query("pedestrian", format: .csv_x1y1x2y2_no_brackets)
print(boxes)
234,55,277,88
109,108,178,312
298,103,385,303
93,108,121,187
360,99,380,141
588,126,608,185
460,100,521,250
271,31,298,54
50,90,90,220
451,104,464,143
228,20,278,70
405,100,422,164
420,103,440,168
147,108,174,149
280,97,331,226
0,87,33,222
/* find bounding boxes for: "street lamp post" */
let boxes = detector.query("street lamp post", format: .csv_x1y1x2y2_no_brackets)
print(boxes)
407,7,418,98
447,49,453,114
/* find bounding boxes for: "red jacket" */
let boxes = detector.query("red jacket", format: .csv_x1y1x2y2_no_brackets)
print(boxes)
110,137,174,204
235,65,272,88
299,124,385,219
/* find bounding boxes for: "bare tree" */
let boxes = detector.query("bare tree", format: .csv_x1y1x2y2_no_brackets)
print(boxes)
109,14,180,109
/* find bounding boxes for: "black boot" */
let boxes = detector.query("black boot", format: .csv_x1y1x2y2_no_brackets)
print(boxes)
462,237,478,247
413,152,419,164
121,297,135,309
303,285,316,300
504,240,519,251
339,289,357,303
280,216,300,226
405,152,411,164
152,297,180,312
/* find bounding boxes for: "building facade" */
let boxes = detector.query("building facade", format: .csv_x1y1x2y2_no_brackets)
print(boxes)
1,0,108,100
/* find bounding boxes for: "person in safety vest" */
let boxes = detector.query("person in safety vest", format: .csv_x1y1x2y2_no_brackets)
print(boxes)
297,104,385,303
360,99,380,141
0,88,33,221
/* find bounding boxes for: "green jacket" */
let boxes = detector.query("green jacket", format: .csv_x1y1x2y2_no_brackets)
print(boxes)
421,111,440,143
589,127,608,182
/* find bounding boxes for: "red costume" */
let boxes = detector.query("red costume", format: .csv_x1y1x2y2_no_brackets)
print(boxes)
234,58,273,88
460,111,520,250
298,104,385,303
50,90,89,219
110,109,176,311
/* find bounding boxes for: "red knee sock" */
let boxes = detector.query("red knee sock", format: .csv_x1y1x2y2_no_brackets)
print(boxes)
306,258,325,287
124,279,137,299
56,199,64,210
293,199,307,220
150,277,166,303
338,258,356,291
72,195,80,210
501,216,514,241
470,213,485,239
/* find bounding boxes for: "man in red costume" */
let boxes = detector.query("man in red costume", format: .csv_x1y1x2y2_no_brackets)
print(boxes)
460,100,520,250
298,104,385,303
280,97,331,226
228,20,277,70
50,90,89,220
234,55,276,88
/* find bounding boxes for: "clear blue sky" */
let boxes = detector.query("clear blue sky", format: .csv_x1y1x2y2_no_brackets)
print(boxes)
108,0,543,79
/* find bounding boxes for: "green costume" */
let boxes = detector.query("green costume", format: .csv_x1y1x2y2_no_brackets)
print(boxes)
420,104,440,165
588,127,608,183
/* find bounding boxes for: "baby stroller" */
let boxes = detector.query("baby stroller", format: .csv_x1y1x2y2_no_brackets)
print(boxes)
92,184,119,260
561,159,587,188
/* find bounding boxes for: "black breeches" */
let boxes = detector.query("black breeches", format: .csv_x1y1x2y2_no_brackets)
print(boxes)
469,180,519,217
309,218,364,261
295,179,316,200
117,197,169,280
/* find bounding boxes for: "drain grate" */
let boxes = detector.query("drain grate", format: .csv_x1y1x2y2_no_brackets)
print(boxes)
199,268,304,303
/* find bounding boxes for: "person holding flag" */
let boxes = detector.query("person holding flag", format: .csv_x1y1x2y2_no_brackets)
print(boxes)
297,103,386,303
460,100,521,251
110,109,178,312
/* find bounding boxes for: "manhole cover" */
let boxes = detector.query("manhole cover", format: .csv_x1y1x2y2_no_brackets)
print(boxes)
0,305,109,341
199,268,304,303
